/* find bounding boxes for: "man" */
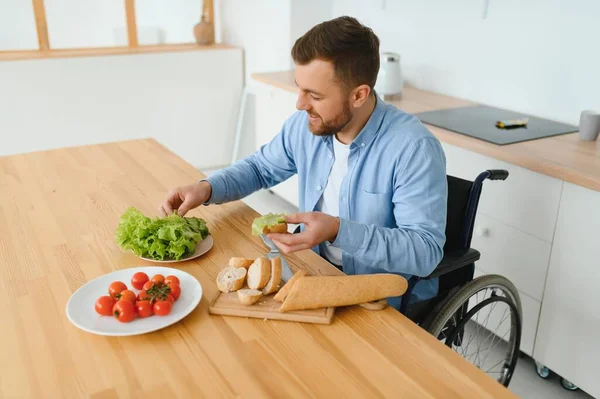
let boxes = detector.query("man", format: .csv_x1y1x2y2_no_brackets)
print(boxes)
159,16,448,309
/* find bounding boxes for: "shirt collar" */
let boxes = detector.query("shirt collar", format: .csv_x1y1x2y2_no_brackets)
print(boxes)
320,91,386,149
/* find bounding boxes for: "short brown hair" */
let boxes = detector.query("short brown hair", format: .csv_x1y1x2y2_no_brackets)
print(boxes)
291,16,380,92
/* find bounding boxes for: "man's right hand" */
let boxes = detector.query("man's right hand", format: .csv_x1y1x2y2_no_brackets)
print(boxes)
159,181,212,217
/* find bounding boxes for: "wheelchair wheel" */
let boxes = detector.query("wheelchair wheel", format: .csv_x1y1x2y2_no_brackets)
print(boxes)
426,275,522,387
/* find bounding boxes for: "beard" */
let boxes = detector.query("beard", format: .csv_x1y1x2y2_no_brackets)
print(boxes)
307,102,353,136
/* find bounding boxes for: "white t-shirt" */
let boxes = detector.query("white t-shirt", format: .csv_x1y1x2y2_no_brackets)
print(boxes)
317,136,351,266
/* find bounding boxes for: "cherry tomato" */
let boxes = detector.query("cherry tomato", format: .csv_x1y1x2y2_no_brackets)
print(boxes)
113,300,135,323
131,272,149,290
165,275,180,286
108,281,127,298
118,290,136,303
95,295,115,316
135,301,153,318
164,294,175,304
137,289,150,301
143,281,154,291
168,283,181,301
153,301,172,316
151,274,165,285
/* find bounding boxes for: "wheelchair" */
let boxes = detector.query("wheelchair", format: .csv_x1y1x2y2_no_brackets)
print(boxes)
400,170,523,387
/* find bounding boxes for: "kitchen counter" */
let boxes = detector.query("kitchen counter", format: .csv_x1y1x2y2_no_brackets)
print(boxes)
252,71,600,192
0,138,516,398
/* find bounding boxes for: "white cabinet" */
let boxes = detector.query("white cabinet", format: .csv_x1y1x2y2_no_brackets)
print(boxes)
533,182,600,398
254,82,300,208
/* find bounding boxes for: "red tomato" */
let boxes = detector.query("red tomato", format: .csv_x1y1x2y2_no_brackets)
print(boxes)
131,272,149,290
95,296,115,316
165,275,180,286
164,294,175,304
143,281,154,291
135,301,153,318
153,301,172,316
137,289,150,301
108,281,127,298
113,300,135,323
168,283,181,301
118,290,136,303
151,274,165,285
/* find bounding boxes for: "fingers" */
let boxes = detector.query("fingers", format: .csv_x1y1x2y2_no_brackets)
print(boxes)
177,198,193,217
271,239,313,254
267,232,304,246
284,212,312,225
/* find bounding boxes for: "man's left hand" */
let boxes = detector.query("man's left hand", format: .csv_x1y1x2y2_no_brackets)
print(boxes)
267,212,340,254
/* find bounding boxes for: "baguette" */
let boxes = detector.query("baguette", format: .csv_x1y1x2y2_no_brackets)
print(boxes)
273,269,308,302
280,274,408,312
216,267,247,293
262,257,283,295
228,257,254,269
247,257,271,290
237,289,262,305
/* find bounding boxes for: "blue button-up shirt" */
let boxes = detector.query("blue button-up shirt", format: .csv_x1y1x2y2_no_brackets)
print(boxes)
205,94,448,308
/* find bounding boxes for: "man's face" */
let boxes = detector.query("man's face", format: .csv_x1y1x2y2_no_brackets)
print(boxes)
294,60,353,136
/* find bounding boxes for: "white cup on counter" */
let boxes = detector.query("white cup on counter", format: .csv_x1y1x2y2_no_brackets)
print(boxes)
579,110,600,141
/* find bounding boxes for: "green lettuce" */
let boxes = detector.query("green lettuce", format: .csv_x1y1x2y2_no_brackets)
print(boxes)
251,213,287,236
115,207,210,260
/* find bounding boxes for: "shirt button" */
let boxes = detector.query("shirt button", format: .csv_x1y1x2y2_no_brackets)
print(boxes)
328,154,333,159
361,143,366,147
317,185,322,191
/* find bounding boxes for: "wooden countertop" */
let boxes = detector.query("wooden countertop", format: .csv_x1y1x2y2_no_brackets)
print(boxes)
252,71,600,192
0,138,515,398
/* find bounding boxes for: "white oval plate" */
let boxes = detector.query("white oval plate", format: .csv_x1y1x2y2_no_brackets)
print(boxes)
66,266,202,336
139,235,214,263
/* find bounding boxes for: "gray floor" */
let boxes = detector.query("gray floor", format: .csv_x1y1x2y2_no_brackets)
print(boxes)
203,168,595,399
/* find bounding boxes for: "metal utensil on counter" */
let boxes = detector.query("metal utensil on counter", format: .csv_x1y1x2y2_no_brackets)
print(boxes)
260,234,294,282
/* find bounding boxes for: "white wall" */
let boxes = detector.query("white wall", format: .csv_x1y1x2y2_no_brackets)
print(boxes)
0,48,243,170
331,0,600,126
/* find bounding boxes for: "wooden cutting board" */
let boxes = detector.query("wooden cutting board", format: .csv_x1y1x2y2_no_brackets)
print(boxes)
208,290,335,324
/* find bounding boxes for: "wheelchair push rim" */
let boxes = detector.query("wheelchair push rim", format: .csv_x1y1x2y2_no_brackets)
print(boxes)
426,275,522,387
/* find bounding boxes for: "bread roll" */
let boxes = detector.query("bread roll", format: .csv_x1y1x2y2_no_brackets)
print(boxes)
262,257,282,295
261,222,287,234
273,269,308,302
247,257,270,290
280,274,408,312
237,289,262,305
216,267,247,293
228,257,254,269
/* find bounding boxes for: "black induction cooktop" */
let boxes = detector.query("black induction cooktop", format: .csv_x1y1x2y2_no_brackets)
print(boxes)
415,105,578,145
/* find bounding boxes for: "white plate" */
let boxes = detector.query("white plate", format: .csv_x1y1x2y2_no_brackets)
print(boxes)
139,235,214,263
66,266,202,336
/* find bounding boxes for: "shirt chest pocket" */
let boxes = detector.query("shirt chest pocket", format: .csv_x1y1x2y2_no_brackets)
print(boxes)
354,189,394,227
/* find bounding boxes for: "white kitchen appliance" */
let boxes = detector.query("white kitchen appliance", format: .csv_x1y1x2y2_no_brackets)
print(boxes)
375,52,403,99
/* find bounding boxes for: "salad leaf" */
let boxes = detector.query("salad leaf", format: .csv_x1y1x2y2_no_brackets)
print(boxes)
251,213,287,236
115,207,210,260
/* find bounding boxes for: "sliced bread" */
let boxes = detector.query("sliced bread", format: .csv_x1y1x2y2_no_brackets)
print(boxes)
237,289,262,305
216,266,247,293
247,257,271,290
228,257,254,269
262,257,283,295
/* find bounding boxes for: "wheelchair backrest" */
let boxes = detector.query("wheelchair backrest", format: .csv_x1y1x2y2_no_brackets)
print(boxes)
444,175,474,252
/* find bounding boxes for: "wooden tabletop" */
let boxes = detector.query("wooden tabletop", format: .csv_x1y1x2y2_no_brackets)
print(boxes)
0,139,515,398
252,71,600,192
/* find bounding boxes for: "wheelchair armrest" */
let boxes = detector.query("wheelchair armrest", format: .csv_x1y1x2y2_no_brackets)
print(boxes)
424,248,481,280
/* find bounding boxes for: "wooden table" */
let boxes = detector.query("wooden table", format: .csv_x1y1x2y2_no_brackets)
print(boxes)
0,139,516,398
